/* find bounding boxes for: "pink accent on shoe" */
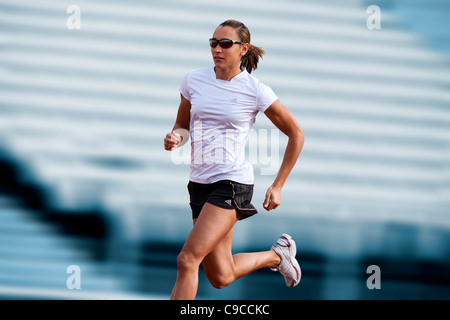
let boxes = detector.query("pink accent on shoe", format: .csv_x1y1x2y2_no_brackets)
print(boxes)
270,233,301,288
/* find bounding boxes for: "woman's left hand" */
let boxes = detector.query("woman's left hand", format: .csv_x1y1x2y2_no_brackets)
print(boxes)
263,184,281,211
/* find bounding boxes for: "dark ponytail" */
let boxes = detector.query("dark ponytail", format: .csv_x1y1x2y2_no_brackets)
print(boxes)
241,44,265,74
218,19,265,74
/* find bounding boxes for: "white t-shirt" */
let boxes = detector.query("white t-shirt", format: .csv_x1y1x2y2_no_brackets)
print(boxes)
179,66,278,184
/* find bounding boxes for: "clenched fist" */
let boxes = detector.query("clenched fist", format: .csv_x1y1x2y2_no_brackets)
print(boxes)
164,128,189,151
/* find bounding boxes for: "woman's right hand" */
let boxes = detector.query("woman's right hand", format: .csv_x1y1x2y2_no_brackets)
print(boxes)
164,131,183,151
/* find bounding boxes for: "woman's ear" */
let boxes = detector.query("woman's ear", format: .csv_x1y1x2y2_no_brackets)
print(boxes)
241,43,250,56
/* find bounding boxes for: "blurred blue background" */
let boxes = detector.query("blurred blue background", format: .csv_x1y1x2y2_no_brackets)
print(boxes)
1,0,450,300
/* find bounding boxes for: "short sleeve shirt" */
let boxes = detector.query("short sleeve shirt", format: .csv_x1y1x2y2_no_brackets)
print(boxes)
179,66,278,184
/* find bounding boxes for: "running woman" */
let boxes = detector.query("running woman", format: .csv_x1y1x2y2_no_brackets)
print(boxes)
164,20,305,300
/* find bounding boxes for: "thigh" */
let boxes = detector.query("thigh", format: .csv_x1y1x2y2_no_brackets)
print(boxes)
181,202,240,263
201,225,235,282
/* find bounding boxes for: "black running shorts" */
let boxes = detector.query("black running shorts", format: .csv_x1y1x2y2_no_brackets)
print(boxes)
187,180,258,220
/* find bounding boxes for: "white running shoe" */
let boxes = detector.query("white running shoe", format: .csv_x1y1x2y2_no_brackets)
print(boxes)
271,233,301,288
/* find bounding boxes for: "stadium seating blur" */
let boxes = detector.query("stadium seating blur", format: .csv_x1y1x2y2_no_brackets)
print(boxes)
0,0,449,299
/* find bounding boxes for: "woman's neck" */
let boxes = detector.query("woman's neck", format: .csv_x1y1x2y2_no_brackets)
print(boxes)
214,66,242,81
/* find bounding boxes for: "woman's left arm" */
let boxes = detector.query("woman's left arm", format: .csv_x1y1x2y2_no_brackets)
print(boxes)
262,99,305,211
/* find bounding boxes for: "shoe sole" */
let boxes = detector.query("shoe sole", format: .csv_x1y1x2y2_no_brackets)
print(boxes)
281,233,301,287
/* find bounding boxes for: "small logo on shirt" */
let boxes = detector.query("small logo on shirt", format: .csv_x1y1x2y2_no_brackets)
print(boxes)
225,199,232,206
231,98,238,104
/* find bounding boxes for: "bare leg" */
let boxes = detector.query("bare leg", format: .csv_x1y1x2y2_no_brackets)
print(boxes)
170,203,241,300
202,221,280,289
170,202,281,299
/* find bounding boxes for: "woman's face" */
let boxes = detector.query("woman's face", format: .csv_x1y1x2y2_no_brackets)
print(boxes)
211,26,248,71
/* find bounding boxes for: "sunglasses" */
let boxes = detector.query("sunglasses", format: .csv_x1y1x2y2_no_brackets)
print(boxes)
209,38,246,49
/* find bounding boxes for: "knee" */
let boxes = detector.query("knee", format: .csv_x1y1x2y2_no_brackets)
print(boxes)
177,251,199,272
209,273,234,289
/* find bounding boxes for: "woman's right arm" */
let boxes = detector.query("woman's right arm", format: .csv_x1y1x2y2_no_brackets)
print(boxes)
164,94,191,151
